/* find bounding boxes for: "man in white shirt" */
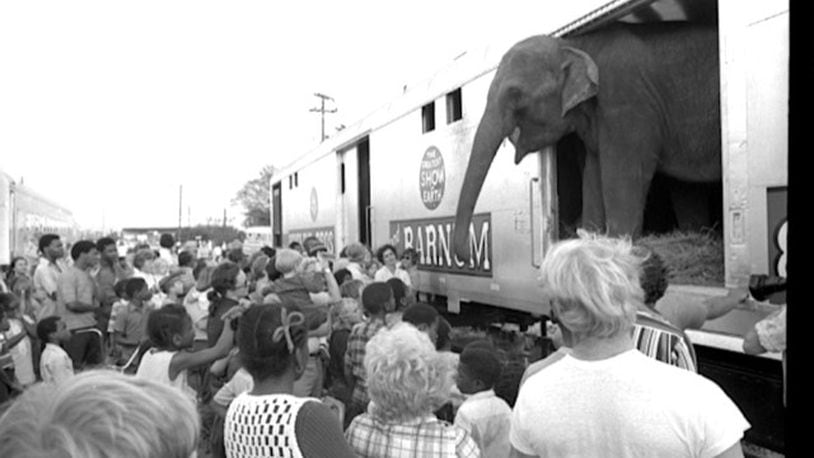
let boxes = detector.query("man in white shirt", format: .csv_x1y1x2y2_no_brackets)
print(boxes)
33,234,67,322
510,231,750,458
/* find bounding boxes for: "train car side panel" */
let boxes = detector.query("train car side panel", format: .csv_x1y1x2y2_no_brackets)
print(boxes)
369,71,553,314
280,153,339,254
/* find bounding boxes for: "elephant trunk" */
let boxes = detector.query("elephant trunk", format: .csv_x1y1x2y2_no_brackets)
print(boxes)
453,104,508,261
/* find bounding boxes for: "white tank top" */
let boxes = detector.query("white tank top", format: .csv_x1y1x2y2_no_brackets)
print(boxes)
135,349,196,401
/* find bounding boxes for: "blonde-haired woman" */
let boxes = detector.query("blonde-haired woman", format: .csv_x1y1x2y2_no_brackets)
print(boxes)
346,322,480,457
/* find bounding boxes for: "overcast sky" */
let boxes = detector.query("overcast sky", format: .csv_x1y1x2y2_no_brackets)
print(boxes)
1,0,604,230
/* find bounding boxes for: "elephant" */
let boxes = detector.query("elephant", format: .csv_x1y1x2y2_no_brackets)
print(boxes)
453,21,721,259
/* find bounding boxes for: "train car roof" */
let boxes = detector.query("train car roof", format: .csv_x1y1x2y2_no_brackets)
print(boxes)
0,169,76,222
271,0,699,181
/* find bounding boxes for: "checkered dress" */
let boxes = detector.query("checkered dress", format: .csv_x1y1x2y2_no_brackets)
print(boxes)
346,413,481,457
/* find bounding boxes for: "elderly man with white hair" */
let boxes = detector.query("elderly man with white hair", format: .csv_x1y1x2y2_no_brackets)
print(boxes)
510,231,750,458
345,322,481,457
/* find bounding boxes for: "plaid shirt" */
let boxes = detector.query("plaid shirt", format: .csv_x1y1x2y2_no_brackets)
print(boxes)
344,317,387,406
346,413,481,457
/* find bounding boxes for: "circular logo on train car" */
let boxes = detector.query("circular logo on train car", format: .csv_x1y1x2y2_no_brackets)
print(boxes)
310,187,318,222
419,146,445,210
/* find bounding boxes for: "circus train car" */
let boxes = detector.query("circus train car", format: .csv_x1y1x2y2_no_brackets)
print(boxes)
271,0,786,451
1,170,79,269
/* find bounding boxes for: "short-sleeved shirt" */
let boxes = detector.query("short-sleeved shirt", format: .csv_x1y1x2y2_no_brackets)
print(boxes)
510,349,750,457
95,261,131,307
634,310,697,372
40,342,74,385
373,266,412,287
33,257,65,320
454,389,511,458
57,265,99,330
755,305,786,352
346,413,481,458
344,318,387,406
113,303,148,346
213,368,253,407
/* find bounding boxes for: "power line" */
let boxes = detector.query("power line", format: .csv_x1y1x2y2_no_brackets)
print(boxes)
309,93,337,142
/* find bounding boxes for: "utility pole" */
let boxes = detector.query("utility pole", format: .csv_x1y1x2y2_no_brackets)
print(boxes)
309,93,337,142
177,185,183,243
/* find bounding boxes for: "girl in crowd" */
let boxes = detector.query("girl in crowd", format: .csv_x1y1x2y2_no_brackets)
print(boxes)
5,257,39,318
374,244,412,287
136,304,239,401
206,262,249,348
0,292,36,389
224,303,355,458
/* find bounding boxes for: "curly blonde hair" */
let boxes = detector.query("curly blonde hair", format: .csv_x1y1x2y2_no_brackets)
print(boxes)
539,230,642,341
364,322,455,423
0,370,199,458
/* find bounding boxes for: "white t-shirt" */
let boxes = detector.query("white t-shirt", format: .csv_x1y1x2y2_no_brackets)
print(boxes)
373,266,412,287
40,342,74,385
510,349,750,458
455,389,512,458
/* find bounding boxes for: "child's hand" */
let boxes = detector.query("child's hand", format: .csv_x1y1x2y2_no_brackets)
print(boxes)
220,306,244,324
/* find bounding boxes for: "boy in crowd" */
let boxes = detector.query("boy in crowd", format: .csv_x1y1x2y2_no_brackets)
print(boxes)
112,278,151,365
159,270,187,307
344,282,392,428
56,240,102,370
37,316,74,385
401,303,440,345
455,342,512,458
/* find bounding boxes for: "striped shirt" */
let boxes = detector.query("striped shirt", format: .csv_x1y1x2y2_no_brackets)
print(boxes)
634,310,697,372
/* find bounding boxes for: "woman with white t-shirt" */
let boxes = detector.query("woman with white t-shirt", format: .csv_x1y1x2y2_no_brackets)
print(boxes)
373,244,411,287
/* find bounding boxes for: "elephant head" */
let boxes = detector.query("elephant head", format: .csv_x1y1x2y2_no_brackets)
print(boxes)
452,35,599,261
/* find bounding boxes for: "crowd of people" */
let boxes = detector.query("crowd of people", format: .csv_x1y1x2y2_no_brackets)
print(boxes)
0,229,779,457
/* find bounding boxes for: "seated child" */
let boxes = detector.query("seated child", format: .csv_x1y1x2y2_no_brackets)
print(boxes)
135,304,239,401
454,342,512,458
112,278,152,365
36,316,74,385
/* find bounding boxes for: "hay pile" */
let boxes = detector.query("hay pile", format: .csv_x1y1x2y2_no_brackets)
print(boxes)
638,230,724,286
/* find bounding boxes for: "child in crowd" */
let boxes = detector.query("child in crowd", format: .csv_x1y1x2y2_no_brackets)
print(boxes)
36,316,74,385
326,280,365,404
158,270,187,307
136,304,239,401
113,278,152,365
344,282,393,427
223,303,355,458
455,342,512,458
106,279,130,364
0,292,36,388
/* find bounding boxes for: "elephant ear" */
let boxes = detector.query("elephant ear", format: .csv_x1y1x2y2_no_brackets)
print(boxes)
559,46,599,117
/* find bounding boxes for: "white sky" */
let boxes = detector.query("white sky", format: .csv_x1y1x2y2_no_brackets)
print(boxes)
1,0,604,230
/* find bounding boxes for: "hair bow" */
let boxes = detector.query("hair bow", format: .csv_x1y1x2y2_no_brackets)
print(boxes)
271,307,305,353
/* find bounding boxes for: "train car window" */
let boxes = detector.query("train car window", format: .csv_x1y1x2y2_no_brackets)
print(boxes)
422,102,435,133
294,172,298,187
446,88,462,123
288,175,293,189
